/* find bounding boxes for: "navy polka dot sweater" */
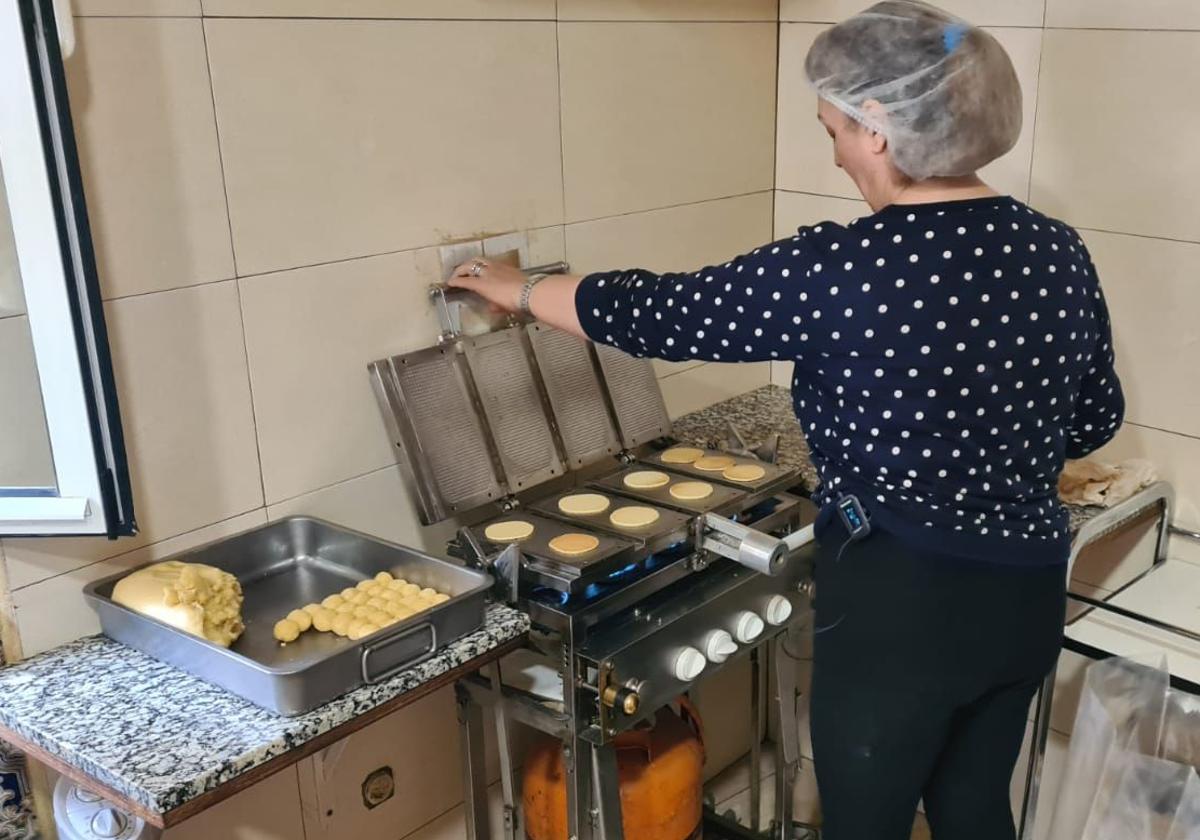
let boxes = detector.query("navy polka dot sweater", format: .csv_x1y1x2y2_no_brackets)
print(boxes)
575,197,1124,565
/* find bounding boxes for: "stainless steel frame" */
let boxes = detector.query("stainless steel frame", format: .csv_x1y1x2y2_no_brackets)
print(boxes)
1018,482,1177,840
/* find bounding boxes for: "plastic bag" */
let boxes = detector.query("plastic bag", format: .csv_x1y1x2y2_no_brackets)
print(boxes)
1050,656,1200,840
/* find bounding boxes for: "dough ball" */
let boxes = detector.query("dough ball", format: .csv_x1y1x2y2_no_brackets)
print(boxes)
335,603,356,615
419,587,439,601
367,608,390,625
390,605,415,621
356,579,376,592
340,587,358,600
348,591,370,605
399,583,421,597
287,609,313,632
311,608,335,633
302,603,323,617
273,619,301,644
331,614,353,637
389,578,408,589
321,594,345,610
374,571,394,584
429,593,451,606
353,606,374,619
367,597,388,610
382,589,403,602
349,622,379,641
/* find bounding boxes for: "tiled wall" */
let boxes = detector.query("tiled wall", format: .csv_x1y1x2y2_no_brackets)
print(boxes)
774,0,1200,530
0,1,779,837
775,3,1200,836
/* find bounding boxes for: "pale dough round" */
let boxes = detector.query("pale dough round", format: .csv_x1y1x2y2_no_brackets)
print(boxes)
387,603,413,620
335,603,355,615
610,506,661,529
419,587,439,600
355,579,376,592
367,608,390,625
389,578,408,589
302,603,323,619
429,593,451,605
374,571,394,584
353,606,374,619
670,481,714,501
331,614,353,637
366,597,388,610
273,619,300,643
694,455,735,472
340,587,357,600
349,621,378,641
549,533,600,556
558,493,610,516
399,583,421,597
723,463,767,482
661,446,704,464
287,609,313,632
485,520,534,542
623,470,670,489
311,608,334,633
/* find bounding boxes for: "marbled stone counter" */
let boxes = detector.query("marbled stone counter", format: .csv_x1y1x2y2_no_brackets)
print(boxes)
671,384,1105,534
0,604,527,816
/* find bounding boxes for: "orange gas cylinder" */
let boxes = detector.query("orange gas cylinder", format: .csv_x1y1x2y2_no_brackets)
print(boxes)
522,700,705,840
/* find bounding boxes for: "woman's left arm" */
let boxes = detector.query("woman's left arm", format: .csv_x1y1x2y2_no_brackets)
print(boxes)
449,236,829,363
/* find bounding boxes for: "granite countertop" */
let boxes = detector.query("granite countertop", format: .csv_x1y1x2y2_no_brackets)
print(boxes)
0,603,527,816
671,384,1105,535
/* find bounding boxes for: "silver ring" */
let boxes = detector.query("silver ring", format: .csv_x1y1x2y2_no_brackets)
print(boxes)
470,261,485,277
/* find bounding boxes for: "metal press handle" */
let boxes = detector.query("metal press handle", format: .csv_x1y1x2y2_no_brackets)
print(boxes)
360,622,437,684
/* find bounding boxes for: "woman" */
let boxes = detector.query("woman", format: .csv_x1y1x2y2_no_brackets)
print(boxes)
451,2,1124,838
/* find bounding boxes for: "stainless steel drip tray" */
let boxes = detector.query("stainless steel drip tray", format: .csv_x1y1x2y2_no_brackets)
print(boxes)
529,490,692,550
643,449,796,492
589,466,747,515
470,512,639,592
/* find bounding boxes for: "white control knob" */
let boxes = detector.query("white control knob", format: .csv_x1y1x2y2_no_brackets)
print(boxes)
734,611,765,644
673,647,707,682
90,807,128,838
764,595,794,626
704,630,738,664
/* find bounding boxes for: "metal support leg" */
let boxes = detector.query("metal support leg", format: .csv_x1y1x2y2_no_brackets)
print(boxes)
773,636,800,840
565,736,594,840
1019,664,1058,840
592,742,626,840
488,663,519,840
750,645,764,831
457,684,492,840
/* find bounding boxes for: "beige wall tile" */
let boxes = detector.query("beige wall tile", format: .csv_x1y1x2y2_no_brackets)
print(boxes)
661,361,772,417
239,251,440,505
162,765,304,840
205,19,562,276
67,19,234,298
202,0,554,17
771,360,794,386
12,509,265,656
296,687,465,840
75,0,200,14
777,25,1041,201
0,316,56,488
566,192,774,378
559,0,777,20
781,0,1045,26
1046,0,1200,30
1031,30,1200,243
774,190,868,237
1097,424,1200,529
398,780,508,840
559,22,776,222
1080,230,1200,437
266,467,447,556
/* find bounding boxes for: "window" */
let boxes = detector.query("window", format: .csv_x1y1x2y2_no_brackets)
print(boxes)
0,0,134,537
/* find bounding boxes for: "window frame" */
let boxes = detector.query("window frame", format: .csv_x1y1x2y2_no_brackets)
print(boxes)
0,0,135,538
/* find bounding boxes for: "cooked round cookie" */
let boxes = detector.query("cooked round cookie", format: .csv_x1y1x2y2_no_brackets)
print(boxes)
670,481,715,501
661,446,704,464
623,470,670,489
549,533,600,556
723,463,767,483
485,520,535,542
694,455,735,472
558,493,611,516
610,506,661,529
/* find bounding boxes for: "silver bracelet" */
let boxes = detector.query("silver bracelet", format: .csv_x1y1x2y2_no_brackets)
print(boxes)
519,273,549,314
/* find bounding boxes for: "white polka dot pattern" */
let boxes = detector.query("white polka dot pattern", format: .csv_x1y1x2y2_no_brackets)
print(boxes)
576,198,1125,563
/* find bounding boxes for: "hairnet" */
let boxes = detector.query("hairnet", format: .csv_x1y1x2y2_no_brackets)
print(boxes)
804,0,1022,181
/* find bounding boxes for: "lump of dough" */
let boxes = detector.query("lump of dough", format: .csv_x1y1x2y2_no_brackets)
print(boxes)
399,583,421,597
374,571,394,584
331,614,353,637
419,587,439,600
349,622,379,641
302,603,323,618
274,619,300,643
311,608,335,633
429,593,451,605
322,594,345,610
287,609,313,632
355,580,376,592
113,561,245,648
335,603,356,615
367,596,389,610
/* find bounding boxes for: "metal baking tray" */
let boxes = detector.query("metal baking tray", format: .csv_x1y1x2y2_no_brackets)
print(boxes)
642,450,792,491
84,517,492,716
589,465,747,515
469,512,638,593
530,489,692,552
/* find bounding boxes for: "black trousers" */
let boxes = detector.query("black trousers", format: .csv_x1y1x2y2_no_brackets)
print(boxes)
809,530,1067,840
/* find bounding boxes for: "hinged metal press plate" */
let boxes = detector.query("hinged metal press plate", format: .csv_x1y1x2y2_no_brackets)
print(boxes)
463,327,565,493
369,346,505,525
593,344,672,449
526,324,620,468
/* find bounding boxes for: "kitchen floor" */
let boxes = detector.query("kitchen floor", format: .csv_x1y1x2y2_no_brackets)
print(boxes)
707,751,932,839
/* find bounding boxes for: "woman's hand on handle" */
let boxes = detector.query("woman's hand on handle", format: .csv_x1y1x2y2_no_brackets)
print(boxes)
447,258,587,339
